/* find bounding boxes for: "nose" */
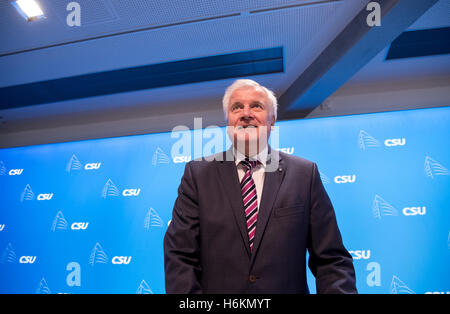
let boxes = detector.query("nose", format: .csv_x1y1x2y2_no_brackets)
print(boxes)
241,105,253,119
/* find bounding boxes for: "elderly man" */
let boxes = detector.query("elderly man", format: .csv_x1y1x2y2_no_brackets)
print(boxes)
164,79,357,294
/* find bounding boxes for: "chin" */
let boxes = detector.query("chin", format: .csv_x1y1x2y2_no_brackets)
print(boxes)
234,134,261,155
235,130,258,142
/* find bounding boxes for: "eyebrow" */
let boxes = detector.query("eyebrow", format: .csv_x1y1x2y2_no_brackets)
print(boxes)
231,101,264,107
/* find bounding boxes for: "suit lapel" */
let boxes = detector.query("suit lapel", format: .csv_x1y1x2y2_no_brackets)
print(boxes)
214,148,286,261
250,149,286,265
215,148,251,257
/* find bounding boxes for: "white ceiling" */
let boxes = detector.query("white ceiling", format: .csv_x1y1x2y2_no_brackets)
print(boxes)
0,0,448,146
306,0,450,118
344,0,450,86
0,0,365,126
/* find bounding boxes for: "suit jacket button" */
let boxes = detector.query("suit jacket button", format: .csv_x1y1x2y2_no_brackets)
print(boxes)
249,275,257,283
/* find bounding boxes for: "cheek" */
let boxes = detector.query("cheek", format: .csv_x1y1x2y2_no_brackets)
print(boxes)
256,113,270,125
227,114,238,125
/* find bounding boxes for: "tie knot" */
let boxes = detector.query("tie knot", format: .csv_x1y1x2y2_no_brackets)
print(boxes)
241,159,258,171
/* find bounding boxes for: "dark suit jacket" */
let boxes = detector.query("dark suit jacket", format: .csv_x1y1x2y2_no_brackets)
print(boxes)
164,148,356,294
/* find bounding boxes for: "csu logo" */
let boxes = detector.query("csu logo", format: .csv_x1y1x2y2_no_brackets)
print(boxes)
384,138,406,147
276,147,295,155
349,250,371,260
123,189,141,197
102,179,142,198
402,206,426,216
71,222,89,230
9,169,23,175
19,256,37,264
112,256,132,265
173,156,191,163
37,193,53,201
84,163,101,170
67,154,102,172
334,175,356,184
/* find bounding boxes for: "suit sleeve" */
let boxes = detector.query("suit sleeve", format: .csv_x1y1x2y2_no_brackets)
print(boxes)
163,162,202,294
307,162,357,294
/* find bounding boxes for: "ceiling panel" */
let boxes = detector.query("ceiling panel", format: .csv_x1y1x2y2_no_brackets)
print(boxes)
0,0,343,88
0,47,284,109
0,0,337,56
344,0,450,86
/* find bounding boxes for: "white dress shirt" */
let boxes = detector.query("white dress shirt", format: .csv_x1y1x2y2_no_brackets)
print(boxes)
234,146,268,209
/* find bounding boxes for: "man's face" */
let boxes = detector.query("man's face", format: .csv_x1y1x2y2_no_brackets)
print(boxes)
226,86,275,154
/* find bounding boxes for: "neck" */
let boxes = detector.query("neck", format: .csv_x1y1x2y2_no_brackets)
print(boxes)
234,140,268,158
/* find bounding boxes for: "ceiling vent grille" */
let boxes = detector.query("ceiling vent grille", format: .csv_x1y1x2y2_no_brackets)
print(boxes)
386,27,450,60
0,47,283,109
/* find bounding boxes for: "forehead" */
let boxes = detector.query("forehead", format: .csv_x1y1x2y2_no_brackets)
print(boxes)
229,86,269,105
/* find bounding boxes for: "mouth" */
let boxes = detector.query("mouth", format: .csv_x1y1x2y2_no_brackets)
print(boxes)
237,125,257,130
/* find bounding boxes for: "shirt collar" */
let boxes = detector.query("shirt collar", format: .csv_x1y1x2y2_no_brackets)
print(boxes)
233,145,268,168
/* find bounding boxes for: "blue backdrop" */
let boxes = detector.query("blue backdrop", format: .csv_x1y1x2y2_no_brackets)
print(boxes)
1,106,449,294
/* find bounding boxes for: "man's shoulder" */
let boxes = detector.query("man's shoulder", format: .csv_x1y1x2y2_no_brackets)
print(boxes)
278,151,315,168
185,151,231,171
185,150,317,171
276,152,319,181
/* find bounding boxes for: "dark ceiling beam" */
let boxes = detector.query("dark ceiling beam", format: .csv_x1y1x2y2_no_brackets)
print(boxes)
277,0,439,120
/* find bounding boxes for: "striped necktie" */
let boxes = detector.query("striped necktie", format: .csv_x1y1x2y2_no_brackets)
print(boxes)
240,159,259,252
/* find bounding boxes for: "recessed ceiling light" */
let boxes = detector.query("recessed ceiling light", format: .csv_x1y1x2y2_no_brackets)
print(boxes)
11,0,45,22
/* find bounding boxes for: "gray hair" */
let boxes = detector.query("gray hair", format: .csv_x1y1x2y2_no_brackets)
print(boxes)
222,79,278,121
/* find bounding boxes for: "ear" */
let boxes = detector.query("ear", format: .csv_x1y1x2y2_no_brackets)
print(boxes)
270,114,276,126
